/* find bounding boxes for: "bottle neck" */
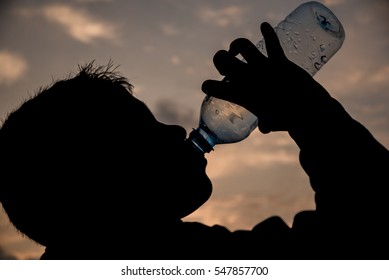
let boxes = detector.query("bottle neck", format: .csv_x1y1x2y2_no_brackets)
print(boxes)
187,126,218,154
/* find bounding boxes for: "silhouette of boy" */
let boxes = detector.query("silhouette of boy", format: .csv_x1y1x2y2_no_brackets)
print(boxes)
0,22,388,259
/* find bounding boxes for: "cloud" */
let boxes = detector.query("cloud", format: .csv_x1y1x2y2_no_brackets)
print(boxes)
0,207,44,260
184,189,314,230
43,4,119,44
322,63,389,96
153,98,196,128
18,4,119,44
368,65,389,85
323,0,346,6
143,45,156,54
0,245,17,260
206,132,298,179
73,0,113,3
196,5,246,28
170,55,181,65
0,50,28,86
160,23,180,36
263,12,284,23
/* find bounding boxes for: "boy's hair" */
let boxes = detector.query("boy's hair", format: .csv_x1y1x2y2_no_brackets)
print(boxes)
0,61,137,246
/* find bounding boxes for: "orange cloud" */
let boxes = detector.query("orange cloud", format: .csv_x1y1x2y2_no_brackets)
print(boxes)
196,5,246,28
184,189,315,230
18,4,120,44
0,51,28,86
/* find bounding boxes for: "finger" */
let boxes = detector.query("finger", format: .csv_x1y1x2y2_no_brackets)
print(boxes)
201,80,238,104
228,38,265,63
260,22,286,60
213,49,247,77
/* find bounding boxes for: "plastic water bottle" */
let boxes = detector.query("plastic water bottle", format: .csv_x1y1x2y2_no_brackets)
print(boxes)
188,1,345,154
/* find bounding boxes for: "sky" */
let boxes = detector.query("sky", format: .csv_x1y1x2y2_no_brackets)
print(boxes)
0,0,388,260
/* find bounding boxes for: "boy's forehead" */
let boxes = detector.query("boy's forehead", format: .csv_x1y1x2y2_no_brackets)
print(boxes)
130,95,156,121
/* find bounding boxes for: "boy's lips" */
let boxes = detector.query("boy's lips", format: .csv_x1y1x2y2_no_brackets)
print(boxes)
184,139,208,167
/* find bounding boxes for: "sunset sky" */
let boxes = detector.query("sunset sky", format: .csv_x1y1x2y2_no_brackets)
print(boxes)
0,0,388,260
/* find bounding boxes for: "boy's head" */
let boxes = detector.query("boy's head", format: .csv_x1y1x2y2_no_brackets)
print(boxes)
0,62,211,246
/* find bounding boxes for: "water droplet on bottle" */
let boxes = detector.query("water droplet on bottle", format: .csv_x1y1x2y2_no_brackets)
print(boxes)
311,51,317,57
320,44,326,51
215,109,220,115
305,28,310,32
314,62,322,70
294,43,298,49
321,56,328,63
294,31,300,35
